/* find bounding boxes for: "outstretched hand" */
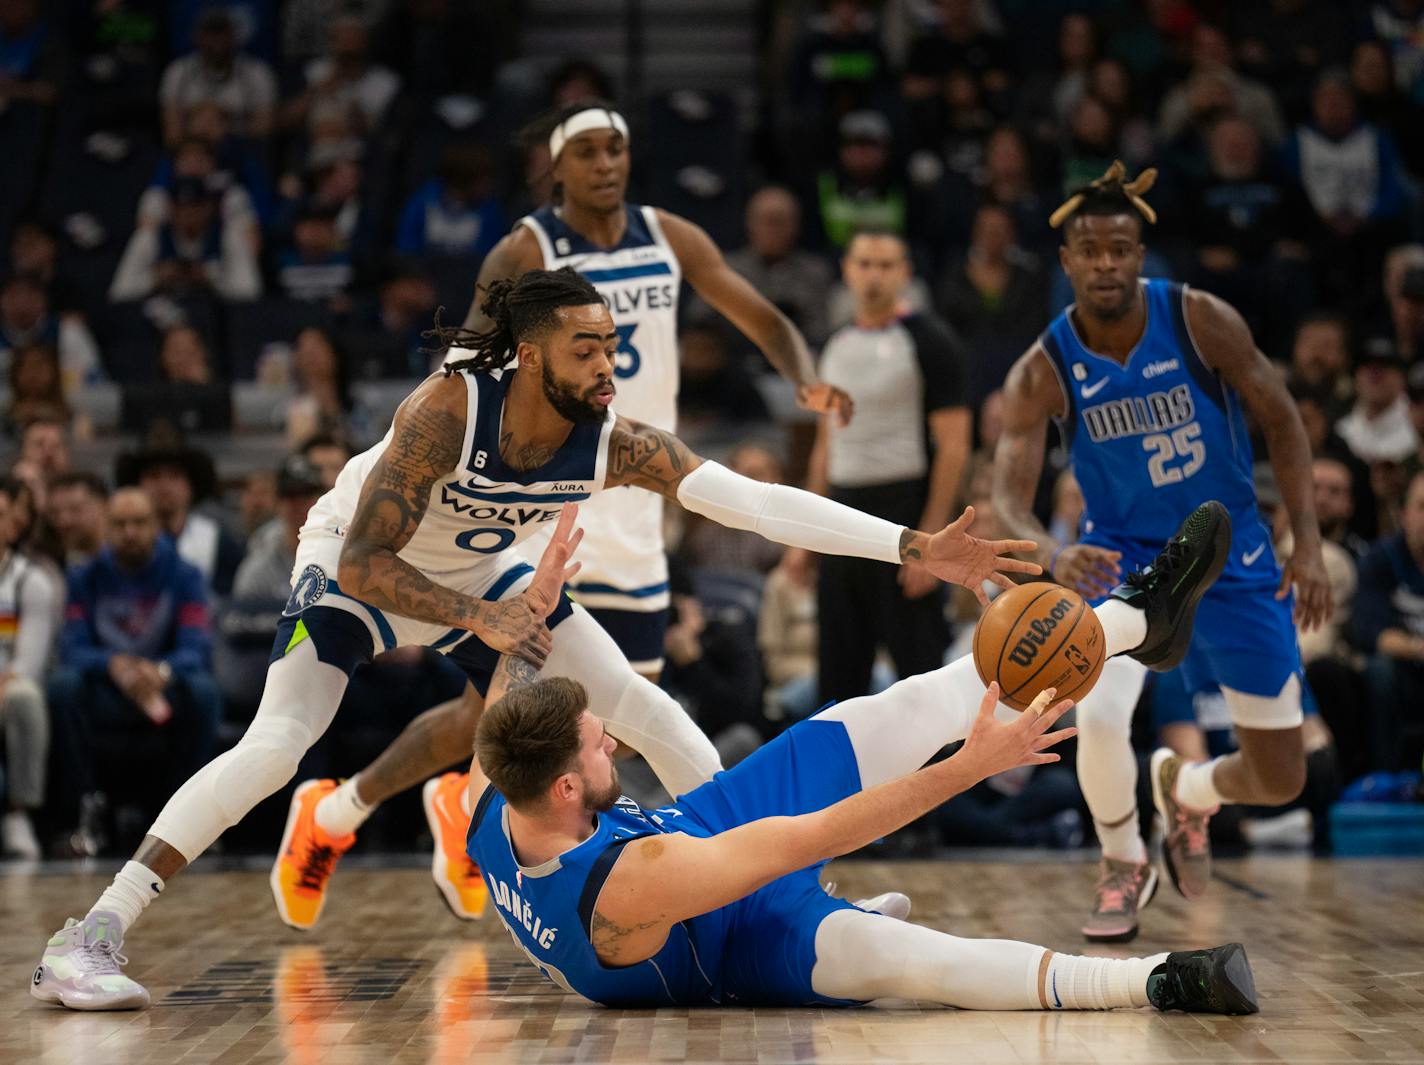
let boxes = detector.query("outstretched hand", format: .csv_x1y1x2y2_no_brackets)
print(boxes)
918,506,1042,605
477,505,582,667
526,504,584,618
957,683,1077,783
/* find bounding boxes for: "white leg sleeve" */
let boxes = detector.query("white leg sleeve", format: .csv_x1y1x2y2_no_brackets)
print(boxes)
816,655,1015,789
542,605,721,798
811,909,1162,1010
1074,655,1149,860
149,640,349,861
812,909,1046,1008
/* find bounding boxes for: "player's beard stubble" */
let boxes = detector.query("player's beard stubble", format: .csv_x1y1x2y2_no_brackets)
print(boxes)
582,767,621,813
542,361,611,426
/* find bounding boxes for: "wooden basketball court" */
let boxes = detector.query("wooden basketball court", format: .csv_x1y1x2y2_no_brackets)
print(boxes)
5,853,1422,1064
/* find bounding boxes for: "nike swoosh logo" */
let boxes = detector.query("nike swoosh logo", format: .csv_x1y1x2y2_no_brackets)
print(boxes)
1241,544,1266,566
1081,378,1110,399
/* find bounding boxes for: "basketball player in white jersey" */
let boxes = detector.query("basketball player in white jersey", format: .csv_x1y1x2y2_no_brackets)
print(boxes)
278,100,859,922
32,269,1034,1010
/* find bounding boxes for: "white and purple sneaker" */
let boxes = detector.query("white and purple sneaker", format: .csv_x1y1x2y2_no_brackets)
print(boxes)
31,911,150,1010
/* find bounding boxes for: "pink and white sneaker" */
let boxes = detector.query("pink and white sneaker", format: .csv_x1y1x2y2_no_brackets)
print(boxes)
1151,748,1218,900
31,911,150,1010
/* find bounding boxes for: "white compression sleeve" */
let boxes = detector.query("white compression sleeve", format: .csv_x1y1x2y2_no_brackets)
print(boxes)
676,461,903,564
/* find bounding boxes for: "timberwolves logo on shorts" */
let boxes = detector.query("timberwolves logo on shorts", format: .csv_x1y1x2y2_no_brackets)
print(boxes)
283,564,329,617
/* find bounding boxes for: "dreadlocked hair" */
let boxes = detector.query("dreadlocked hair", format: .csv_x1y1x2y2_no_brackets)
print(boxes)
1050,160,1158,234
424,267,606,376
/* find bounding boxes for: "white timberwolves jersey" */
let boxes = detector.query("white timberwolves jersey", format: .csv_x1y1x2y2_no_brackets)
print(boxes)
298,367,612,582
518,203,682,613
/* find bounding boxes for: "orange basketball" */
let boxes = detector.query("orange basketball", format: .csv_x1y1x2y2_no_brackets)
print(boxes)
972,582,1105,711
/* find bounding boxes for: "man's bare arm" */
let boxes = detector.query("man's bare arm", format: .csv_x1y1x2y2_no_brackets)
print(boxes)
337,375,553,661
1185,288,1332,626
460,227,543,331
603,416,706,498
659,210,853,422
991,347,1061,569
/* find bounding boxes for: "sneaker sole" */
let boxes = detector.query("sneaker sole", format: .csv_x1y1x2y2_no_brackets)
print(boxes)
1150,748,1210,901
31,981,150,1010
1137,502,1232,672
1213,943,1260,1015
422,777,482,922
270,779,324,931
1082,865,1159,943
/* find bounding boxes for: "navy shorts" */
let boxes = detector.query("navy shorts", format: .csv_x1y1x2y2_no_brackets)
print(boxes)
583,606,668,674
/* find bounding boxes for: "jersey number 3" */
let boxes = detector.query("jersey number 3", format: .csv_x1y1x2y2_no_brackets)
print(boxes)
1143,422,1205,487
614,323,641,379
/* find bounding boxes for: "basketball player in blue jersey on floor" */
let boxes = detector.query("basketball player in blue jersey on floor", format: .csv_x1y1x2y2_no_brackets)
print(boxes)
461,502,1259,1015
991,162,1333,943
32,268,1035,1010
275,99,859,924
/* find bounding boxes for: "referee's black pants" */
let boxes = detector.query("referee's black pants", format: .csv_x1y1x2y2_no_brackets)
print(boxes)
816,480,952,705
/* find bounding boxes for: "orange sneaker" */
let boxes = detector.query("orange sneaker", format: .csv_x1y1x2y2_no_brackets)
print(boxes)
423,772,488,920
270,780,357,930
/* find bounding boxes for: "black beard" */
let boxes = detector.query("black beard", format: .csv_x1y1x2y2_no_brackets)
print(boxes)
541,362,608,426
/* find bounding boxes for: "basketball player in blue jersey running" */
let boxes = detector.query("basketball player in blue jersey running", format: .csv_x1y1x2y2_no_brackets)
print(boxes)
31,268,1035,1011
275,99,860,924
460,502,1259,1015
991,163,1333,943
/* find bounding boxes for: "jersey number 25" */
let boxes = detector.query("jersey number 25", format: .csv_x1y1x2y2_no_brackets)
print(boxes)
1142,422,1205,487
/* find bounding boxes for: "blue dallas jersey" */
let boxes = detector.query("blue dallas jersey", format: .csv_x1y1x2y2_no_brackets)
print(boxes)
1041,279,1276,586
465,717,874,1009
467,787,726,1007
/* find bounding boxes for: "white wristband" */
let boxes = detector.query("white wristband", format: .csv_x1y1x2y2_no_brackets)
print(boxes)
676,461,904,565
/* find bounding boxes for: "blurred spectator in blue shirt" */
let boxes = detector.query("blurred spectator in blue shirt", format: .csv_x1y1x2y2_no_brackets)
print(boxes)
395,144,506,261
47,487,221,842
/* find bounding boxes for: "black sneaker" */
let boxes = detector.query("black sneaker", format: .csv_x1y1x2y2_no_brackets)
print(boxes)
1110,501,1231,671
1148,942,1259,1015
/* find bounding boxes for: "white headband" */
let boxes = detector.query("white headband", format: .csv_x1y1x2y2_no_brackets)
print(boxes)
548,108,629,160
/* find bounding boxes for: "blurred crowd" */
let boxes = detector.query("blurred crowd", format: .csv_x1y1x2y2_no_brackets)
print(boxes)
0,0,1422,860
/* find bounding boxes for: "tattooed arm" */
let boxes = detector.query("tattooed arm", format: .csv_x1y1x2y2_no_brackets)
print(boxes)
605,417,1038,601
336,374,554,663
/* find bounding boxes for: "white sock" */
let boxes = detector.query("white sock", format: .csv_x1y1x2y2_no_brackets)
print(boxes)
1095,814,1148,864
1175,758,1226,810
1095,600,1148,657
1043,951,1168,1009
90,861,163,934
315,776,375,837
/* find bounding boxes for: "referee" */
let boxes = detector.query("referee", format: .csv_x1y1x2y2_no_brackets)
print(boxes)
807,229,971,703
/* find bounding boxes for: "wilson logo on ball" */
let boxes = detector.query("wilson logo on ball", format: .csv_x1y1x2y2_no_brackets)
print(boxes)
1006,597,1075,668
